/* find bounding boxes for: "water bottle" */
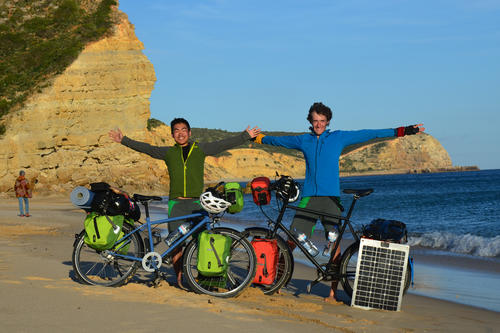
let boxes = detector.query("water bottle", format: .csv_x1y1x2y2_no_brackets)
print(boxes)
322,230,339,257
164,223,191,247
296,232,319,257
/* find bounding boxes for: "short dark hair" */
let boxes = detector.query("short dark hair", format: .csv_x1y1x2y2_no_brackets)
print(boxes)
307,102,332,123
170,118,191,134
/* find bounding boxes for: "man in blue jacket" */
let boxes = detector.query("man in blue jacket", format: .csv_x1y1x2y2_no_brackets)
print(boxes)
254,102,424,301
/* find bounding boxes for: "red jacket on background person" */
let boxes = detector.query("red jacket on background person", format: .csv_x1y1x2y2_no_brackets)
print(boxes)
14,175,31,198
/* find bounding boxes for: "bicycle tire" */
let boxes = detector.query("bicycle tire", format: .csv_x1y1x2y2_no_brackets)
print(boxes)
72,222,144,287
339,241,411,298
182,227,256,298
242,227,294,295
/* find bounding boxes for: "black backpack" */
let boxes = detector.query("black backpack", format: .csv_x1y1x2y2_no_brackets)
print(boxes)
90,182,140,221
362,218,408,243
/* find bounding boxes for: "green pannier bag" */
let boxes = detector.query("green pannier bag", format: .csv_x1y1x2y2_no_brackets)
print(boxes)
224,182,244,214
83,212,125,251
197,230,232,277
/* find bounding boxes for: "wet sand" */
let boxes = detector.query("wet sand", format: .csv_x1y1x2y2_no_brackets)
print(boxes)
0,197,498,332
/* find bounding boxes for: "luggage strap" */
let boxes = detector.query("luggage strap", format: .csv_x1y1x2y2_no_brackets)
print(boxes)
261,253,268,277
93,216,101,239
104,215,121,234
209,237,223,267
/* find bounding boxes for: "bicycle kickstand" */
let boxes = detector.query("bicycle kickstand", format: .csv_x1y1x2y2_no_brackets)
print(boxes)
306,276,324,294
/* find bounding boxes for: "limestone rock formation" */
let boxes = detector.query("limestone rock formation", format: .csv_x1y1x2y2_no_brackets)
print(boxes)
339,133,453,175
0,10,162,195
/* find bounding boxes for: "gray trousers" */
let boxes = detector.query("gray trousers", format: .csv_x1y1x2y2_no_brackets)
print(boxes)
167,198,203,232
290,196,342,239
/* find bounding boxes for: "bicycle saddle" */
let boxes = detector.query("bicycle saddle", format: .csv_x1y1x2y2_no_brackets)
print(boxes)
133,194,163,203
343,189,374,197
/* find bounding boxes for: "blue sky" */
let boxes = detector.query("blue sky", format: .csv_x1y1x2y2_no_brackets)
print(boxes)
119,0,500,170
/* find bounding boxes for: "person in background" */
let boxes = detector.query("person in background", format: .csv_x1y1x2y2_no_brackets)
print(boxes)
254,102,424,302
109,118,260,288
14,170,31,217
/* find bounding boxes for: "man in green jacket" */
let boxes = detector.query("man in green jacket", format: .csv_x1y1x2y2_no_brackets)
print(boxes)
109,118,260,287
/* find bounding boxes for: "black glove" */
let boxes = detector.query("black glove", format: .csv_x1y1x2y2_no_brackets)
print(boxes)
396,125,419,137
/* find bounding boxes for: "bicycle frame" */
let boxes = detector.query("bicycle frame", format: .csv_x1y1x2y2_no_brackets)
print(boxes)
264,192,364,278
109,202,213,267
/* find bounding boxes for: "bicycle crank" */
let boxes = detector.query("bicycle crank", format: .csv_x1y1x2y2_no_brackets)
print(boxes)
142,251,162,272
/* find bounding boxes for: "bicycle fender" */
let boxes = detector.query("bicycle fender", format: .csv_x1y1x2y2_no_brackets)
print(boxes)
73,229,86,248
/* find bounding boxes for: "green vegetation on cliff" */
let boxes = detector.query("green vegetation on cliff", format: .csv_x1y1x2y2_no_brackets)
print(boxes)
0,0,117,135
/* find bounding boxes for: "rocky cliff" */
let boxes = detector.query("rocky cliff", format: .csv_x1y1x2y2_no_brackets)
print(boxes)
0,6,456,197
339,133,453,175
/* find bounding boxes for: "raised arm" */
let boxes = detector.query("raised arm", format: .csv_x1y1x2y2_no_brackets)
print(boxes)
199,126,261,156
108,128,170,160
340,123,426,147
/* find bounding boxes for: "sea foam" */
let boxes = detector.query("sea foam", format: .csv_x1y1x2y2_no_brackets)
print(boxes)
408,232,500,257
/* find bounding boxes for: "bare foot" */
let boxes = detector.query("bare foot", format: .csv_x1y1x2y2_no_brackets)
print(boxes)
324,289,341,303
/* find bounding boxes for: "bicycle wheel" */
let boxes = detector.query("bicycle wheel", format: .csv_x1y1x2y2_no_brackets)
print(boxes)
339,242,411,298
72,222,144,287
242,227,294,295
182,227,256,298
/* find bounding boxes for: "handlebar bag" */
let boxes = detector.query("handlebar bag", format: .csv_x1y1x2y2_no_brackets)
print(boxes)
83,212,125,251
251,238,278,285
197,230,232,277
362,218,408,243
224,182,244,214
251,177,271,205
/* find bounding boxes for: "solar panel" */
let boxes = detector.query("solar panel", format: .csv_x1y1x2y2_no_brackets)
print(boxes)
351,238,409,311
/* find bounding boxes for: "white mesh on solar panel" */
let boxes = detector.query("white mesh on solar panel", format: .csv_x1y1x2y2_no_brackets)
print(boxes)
351,238,409,311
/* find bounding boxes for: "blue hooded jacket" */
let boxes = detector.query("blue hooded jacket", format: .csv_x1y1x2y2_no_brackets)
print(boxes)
262,128,396,197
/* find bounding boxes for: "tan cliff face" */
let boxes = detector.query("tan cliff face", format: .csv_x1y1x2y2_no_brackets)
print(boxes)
0,9,455,198
0,11,163,195
339,133,453,175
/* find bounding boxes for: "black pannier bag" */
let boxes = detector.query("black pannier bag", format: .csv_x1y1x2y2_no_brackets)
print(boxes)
90,182,140,221
362,218,407,243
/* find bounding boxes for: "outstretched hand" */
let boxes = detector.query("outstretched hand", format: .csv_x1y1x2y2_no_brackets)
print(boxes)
245,126,261,139
109,128,124,143
413,124,425,133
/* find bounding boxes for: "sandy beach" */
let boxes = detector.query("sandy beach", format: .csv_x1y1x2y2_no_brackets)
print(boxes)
0,197,498,333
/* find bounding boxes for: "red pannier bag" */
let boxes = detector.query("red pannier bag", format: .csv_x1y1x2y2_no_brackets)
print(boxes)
251,177,271,205
251,238,279,285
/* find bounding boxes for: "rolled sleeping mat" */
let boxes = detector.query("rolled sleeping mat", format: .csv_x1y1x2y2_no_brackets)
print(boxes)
70,186,95,207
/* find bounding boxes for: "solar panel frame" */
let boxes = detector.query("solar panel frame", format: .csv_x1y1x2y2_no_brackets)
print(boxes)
351,238,410,311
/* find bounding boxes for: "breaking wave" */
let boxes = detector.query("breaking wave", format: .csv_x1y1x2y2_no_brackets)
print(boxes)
408,232,500,257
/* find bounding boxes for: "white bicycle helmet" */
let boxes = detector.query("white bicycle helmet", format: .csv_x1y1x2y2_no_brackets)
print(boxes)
200,191,232,214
